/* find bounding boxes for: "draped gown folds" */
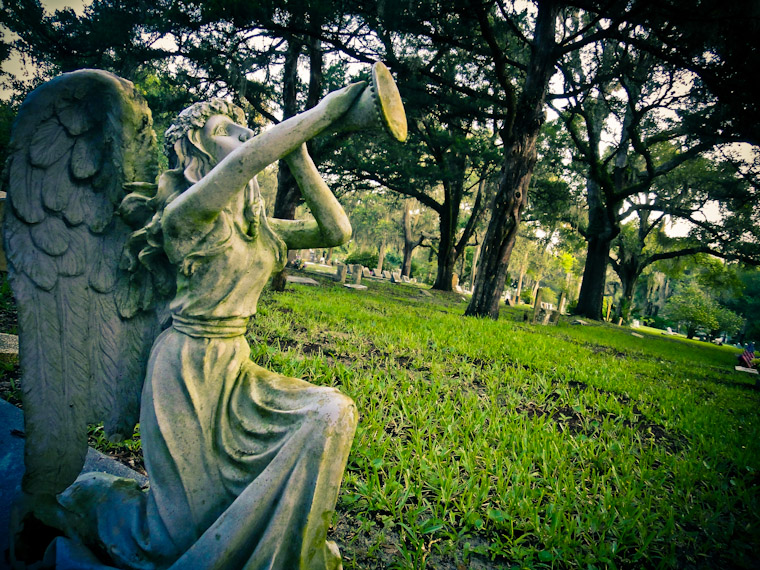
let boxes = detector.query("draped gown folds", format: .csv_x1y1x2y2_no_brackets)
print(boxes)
48,198,358,570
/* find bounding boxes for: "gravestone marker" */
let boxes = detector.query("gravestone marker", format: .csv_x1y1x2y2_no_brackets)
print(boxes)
334,263,347,283
286,275,320,286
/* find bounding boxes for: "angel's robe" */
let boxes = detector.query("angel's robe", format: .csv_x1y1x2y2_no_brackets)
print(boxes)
47,199,357,570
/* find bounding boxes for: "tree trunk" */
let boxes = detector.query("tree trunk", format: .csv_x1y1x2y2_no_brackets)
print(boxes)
616,266,638,324
531,280,541,305
401,199,420,277
575,56,643,318
575,236,612,320
401,242,415,277
376,238,387,274
273,31,303,221
432,152,472,292
434,247,456,290
515,262,526,302
470,241,481,292
270,31,304,292
433,201,457,291
465,0,559,319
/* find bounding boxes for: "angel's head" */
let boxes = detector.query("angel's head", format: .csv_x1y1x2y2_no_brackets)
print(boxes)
164,99,253,180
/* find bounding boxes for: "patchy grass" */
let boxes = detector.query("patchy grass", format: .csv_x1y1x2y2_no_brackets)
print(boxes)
250,273,760,570
2,269,759,569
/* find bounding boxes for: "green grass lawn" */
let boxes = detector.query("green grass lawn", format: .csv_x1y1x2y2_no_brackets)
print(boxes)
249,272,759,570
2,270,758,569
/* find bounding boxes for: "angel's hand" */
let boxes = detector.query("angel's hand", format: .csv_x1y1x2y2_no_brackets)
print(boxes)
315,81,367,123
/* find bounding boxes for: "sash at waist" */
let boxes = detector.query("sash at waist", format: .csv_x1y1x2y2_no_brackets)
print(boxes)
171,314,249,338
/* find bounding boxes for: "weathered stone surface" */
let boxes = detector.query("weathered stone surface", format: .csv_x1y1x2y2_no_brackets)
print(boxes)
4,63,408,569
0,332,19,364
1,399,147,570
0,191,6,272
334,263,347,283
286,275,320,286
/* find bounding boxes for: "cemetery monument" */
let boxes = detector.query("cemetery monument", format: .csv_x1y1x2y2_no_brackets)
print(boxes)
3,62,406,569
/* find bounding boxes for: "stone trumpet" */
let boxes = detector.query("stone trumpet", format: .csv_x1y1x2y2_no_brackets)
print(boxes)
333,62,408,142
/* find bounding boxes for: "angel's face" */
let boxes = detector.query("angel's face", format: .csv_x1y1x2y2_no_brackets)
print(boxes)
199,115,254,163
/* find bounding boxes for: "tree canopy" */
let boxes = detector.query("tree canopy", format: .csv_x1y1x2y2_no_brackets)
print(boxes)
1,0,758,323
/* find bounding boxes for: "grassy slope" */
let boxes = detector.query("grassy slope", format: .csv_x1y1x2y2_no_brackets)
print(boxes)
2,270,758,569
249,273,760,570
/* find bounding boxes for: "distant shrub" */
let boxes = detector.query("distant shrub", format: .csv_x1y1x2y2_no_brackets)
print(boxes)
344,251,378,269
537,287,557,305
644,315,675,330
383,251,402,269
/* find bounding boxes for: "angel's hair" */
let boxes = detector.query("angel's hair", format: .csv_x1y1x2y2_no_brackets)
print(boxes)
119,99,282,308
163,99,247,168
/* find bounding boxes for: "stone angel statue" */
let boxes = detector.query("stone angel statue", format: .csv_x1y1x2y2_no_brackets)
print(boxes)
4,64,406,569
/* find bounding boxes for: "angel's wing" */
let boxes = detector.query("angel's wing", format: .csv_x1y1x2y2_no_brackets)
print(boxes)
2,69,163,496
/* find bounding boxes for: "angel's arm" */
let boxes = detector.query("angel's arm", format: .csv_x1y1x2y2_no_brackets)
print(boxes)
268,144,352,249
162,82,365,245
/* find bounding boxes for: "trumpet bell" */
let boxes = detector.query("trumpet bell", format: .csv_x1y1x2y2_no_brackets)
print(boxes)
340,62,408,142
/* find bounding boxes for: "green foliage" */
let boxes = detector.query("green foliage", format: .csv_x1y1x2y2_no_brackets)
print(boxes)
663,283,743,339
0,101,15,167
714,304,745,337
383,251,402,270
343,192,399,251
724,268,760,342
344,251,378,269
663,285,719,337
536,287,557,305
87,423,143,473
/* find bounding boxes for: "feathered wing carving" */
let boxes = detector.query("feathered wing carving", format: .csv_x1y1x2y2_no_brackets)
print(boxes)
2,70,164,496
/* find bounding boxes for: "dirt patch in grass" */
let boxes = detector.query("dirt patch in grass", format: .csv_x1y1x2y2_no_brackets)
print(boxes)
516,396,689,453
588,344,627,358
331,510,472,570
